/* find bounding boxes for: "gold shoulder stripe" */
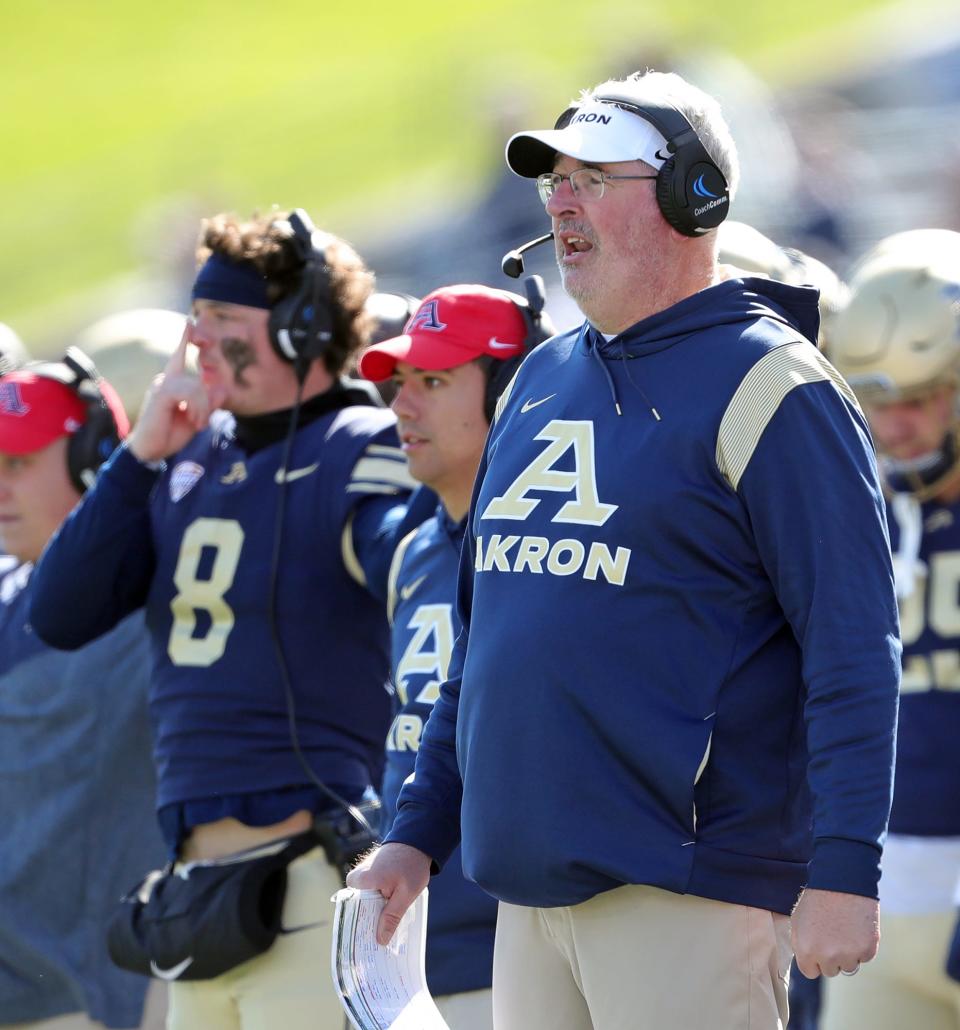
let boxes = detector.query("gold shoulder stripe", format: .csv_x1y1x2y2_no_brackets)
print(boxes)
493,367,521,424
350,456,418,492
716,342,862,491
346,482,407,495
386,527,421,625
367,444,406,459
341,512,366,587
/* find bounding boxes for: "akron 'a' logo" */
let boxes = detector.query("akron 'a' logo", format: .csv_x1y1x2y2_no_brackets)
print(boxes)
387,602,455,754
477,420,630,586
482,420,616,526
395,603,454,707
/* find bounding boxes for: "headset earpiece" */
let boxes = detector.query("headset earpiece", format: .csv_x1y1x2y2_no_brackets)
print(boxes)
267,209,335,371
557,96,730,237
483,275,556,422
34,347,125,494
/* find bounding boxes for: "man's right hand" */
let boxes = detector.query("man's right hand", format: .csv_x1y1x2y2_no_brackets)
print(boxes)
127,325,226,462
346,842,432,946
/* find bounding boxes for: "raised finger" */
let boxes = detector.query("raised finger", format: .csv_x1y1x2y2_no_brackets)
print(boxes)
165,319,192,376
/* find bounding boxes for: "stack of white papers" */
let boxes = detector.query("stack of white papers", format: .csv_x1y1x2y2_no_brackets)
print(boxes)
331,887,449,1030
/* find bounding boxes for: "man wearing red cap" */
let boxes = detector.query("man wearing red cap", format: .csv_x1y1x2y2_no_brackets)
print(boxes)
356,281,554,1029
0,355,165,1029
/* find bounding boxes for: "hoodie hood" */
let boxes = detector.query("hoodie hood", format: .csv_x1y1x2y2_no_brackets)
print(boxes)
584,277,822,360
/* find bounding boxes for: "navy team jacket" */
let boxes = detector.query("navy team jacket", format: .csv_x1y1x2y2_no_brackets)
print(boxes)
383,507,497,997
387,277,901,915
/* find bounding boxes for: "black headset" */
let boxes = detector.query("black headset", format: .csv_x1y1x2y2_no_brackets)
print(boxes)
267,208,335,372
29,347,123,493
554,93,730,237
482,275,556,422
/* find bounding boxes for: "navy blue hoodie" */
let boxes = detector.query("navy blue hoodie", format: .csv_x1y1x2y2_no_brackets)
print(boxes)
386,277,901,915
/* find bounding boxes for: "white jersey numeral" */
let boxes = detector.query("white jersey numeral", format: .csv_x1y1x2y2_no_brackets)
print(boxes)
481,420,617,526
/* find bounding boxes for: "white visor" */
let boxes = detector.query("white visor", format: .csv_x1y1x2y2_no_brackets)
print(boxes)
506,99,669,178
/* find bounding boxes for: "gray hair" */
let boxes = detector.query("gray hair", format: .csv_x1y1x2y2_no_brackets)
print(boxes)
582,71,740,199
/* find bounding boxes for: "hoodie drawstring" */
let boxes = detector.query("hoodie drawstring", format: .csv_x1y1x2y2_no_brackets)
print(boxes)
588,338,623,416
618,337,662,422
583,324,661,421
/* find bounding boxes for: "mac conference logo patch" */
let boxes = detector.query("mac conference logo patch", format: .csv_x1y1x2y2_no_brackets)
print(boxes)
170,461,204,502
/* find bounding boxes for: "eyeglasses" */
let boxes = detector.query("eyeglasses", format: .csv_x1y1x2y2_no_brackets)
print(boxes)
536,168,659,206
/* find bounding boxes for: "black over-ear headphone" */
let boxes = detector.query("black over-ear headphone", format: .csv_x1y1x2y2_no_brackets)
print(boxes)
482,275,557,422
554,94,730,237
29,347,123,493
267,208,335,372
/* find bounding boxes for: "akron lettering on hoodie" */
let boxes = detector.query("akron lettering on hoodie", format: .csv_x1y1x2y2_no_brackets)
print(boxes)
475,418,631,586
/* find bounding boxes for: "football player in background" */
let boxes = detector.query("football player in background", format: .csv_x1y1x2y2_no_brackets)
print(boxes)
716,219,847,349
827,229,960,1030
0,351,165,1029
30,210,415,1029
358,281,555,1029
75,307,188,423
360,291,421,405
0,322,28,375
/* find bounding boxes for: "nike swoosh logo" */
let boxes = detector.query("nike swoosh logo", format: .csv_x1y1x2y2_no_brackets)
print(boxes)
274,463,319,484
520,393,556,413
399,575,427,601
150,956,194,981
488,337,518,352
654,148,672,162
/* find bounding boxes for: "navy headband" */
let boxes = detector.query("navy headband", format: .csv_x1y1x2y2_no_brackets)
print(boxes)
192,252,271,310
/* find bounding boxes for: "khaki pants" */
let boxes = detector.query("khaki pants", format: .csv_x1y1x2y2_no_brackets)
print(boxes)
6,981,167,1030
167,848,345,1030
492,884,791,1030
822,910,960,1030
435,988,493,1030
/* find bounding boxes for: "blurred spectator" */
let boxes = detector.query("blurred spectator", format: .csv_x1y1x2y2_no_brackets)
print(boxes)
359,291,420,406
0,350,165,1028
0,323,29,376
74,309,188,424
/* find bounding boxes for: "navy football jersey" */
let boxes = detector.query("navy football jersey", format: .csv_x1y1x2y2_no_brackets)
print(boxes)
144,406,414,810
384,508,496,997
888,492,960,836
30,399,416,839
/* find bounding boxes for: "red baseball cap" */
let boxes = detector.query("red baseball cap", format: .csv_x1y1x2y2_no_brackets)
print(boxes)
358,284,528,382
0,371,90,456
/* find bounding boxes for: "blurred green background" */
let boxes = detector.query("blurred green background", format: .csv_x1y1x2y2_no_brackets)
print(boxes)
0,0,895,349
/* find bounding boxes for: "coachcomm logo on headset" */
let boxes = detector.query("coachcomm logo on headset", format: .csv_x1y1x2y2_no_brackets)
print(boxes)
692,174,719,200
692,173,728,219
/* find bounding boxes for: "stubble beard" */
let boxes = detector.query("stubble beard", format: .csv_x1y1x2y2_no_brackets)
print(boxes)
557,246,600,318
